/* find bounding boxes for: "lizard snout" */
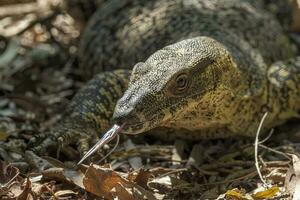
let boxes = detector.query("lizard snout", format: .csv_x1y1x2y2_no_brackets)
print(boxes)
112,104,139,127
113,95,150,135
112,109,131,125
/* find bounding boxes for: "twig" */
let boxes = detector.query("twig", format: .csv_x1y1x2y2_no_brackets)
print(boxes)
259,155,267,168
264,160,290,167
156,168,188,179
258,144,291,160
259,128,274,144
254,112,268,186
138,156,187,163
199,169,257,186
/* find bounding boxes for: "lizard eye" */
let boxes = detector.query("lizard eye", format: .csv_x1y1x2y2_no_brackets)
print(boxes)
176,73,188,90
168,72,191,96
165,72,191,96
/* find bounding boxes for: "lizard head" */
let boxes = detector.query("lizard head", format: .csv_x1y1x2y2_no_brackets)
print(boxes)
113,36,239,134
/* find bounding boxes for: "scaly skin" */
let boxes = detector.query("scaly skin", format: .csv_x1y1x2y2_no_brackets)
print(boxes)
31,70,130,154
32,0,300,155
79,0,293,76
113,37,299,139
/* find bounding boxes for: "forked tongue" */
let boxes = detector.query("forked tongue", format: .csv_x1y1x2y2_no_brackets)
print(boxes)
77,123,125,165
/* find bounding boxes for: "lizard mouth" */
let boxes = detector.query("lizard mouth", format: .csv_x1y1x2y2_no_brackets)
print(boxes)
120,114,164,134
121,119,157,134
116,90,206,135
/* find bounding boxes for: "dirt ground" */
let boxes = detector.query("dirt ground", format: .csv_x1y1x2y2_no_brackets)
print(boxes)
1,1,300,199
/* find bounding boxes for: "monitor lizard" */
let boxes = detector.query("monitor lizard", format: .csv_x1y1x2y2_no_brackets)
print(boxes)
30,0,300,156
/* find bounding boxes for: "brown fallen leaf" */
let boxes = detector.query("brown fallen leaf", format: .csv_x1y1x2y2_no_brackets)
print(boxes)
132,169,152,189
7,183,24,199
148,176,172,194
83,164,132,199
0,160,19,185
0,160,20,197
83,164,157,200
42,167,85,188
16,178,32,200
113,183,137,200
2,175,39,200
285,154,300,200
31,181,55,197
41,164,156,199
265,167,288,183
54,189,77,198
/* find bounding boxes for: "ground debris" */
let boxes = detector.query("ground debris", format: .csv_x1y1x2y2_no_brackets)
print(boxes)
285,154,300,200
0,1,300,199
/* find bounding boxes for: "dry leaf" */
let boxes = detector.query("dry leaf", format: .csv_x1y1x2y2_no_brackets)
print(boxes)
133,169,152,189
83,164,156,200
252,186,280,199
113,183,138,200
42,167,85,188
0,161,19,188
225,188,250,200
16,178,32,200
265,167,288,183
3,177,35,199
148,176,172,193
83,164,132,199
285,154,300,200
54,189,77,198
7,183,23,198
31,181,54,197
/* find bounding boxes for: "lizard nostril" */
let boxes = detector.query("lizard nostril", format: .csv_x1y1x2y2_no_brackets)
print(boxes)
113,105,133,124
112,104,140,127
112,112,127,125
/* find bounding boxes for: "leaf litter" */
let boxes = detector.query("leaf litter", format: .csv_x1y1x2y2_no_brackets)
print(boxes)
0,0,300,199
